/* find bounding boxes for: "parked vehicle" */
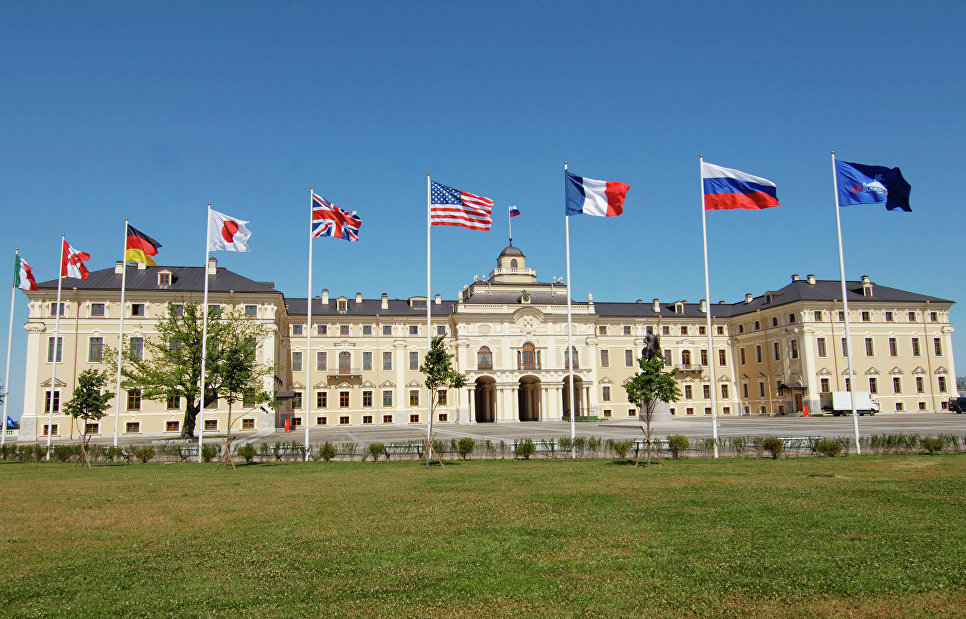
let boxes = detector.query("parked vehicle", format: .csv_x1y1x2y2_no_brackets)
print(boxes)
949,396,966,413
819,391,880,416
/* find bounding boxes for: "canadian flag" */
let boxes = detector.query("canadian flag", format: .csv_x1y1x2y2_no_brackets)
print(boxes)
208,208,252,252
61,240,90,280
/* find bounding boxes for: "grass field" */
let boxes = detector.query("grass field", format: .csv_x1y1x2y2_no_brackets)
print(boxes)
1,456,964,617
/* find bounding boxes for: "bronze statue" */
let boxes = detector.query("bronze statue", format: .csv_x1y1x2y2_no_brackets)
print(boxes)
642,333,660,361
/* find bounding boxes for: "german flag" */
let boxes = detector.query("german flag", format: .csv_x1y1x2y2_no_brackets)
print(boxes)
126,224,162,266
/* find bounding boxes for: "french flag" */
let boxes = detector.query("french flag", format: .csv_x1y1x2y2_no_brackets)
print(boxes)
565,171,629,217
702,161,780,211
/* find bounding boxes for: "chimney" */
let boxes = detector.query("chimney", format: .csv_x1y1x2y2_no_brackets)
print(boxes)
355,292,363,304
207,257,217,275
653,298,660,313
381,293,388,310
115,261,124,274
745,293,753,303
434,294,441,305
321,289,329,303
137,261,147,270
861,275,870,284
791,274,800,282
700,299,707,313
807,274,816,285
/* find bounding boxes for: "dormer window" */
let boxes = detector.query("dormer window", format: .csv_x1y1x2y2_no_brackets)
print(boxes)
337,299,348,313
409,297,426,309
765,294,773,304
157,271,172,286
674,302,684,314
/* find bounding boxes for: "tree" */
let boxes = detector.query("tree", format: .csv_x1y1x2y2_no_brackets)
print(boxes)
623,354,681,465
419,335,466,467
62,368,115,468
109,301,272,440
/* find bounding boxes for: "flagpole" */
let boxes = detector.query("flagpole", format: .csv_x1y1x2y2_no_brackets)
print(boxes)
2,250,19,446
508,205,512,245
305,187,313,461
699,155,720,458
564,162,576,459
426,172,433,468
831,151,862,454
112,219,129,447
47,235,65,460
198,204,212,463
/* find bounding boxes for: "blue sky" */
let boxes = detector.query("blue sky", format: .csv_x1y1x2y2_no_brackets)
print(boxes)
2,1,963,418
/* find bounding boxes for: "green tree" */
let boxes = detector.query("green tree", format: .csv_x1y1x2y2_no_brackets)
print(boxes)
419,335,467,466
62,368,115,468
108,301,272,440
623,354,681,465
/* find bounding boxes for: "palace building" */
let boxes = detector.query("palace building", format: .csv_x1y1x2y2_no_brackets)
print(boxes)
17,245,957,440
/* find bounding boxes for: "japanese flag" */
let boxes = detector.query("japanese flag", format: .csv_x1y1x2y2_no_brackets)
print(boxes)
208,209,252,252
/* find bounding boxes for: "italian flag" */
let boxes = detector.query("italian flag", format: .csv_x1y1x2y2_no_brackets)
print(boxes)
14,254,38,291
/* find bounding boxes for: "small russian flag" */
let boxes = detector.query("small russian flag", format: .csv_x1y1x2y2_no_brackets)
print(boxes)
509,205,521,218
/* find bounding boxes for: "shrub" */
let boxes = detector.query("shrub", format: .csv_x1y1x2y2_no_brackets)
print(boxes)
814,439,842,457
367,442,386,462
558,436,573,453
135,445,155,463
587,436,602,455
339,442,358,459
612,440,631,460
921,437,944,455
572,436,586,456
515,438,536,460
318,442,338,462
702,438,718,457
201,443,219,463
667,435,689,459
761,437,784,459
237,443,257,464
729,436,746,457
105,445,123,462
456,437,475,460
52,445,74,462
432,439,445,459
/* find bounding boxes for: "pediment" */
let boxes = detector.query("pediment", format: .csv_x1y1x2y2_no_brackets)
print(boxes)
361,380,375,388
934,366,948,375
290,381,305,389
864,368,879,376
40,377,67,388
816,368,832,376
380,380,396,388
889,367,904,376
406,380,422,388
912,366,927,375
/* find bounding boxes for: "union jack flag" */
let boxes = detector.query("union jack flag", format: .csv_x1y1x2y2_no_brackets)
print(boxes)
312,192,361,242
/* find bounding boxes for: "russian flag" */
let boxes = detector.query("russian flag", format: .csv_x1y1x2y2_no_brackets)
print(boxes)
565,171,629,217
702,161,780,211
509,205,521,218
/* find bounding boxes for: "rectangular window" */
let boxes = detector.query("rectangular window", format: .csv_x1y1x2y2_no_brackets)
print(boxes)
868,377,877,394
771,317,778,327
438,389,447,405
90,303,105,317
50,302,65,317
363,351,372,371
662,326,669,335
888,338,898,356
410,351,419,370
817,338,827,358
158,272,171,286
934,338,943,356
44,390,60,412
598,325,607,335
437,326,446,336
700,349,708,365
916,377,925,393
292,392,303,409
363,325,372,336
292,351,302,372
243,305,257,317
938,376,947,393
625,350,633,367
865,338,874,356
362,415,373,424
317,416,327,425
383,325,391,335
340,391,350,407
885,311,893,322
773,342,781,361
47,336,63,362
602,409,612,418
721,384,729,399
717,326,724,335
663,350,671,367
339,415,350,425
317,351,326,370
171,304,184,317
363,390,373,407
88,337,104,362
623,325,631,335
204,419,218,431
790,340,798,359
912,338,921,356
383,414,393,423
918,402,926,411
820,378,830,392
241,418,255,430
318,325,327,335
758,382,765,397
293,325,303,337
684,385,693,399
754,321,760,331
908,311,916,321
739,348,746,365
681,326,688,335
861,311,870,322
166,421,180,432
600,350,609,367
687,408,694,416
339,325,349,336
317,391,327,408
167,395,180,410
127,389,141,410
930,311,938,322
338,300,348,312
409,414,419,423
742,384,749,398
602,386,611,401
845,378,851,391
130,337,144,361
125,422,140,433
703,384,711,399
291,417,303,428
383,351,392,370
409,325,418,335
895,402,904,411
409,390,419,406
813,310,822,321
893,377,902,394
838,311,845,321
718,350,726,366
755,346,762,363
698,326,706,335
383,390,393,407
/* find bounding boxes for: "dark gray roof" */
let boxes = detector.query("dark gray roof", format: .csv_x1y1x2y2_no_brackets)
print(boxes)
498,245,524,258
286,297,457,317
36,265,280,294
460,289,575,306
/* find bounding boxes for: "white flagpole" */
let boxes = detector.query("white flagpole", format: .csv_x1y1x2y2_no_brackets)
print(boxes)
426,173,433,468
564,162,576,459
699,155,720,458
2,249,19,446
198,204,213,463
508,205,512,245
831,151,862,454
47,235,65,460
112,219,129,447
305,187,313,461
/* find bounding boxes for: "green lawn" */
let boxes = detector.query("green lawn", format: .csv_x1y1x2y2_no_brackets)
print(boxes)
1,456,964,617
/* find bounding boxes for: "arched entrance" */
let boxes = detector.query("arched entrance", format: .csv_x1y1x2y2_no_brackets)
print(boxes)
518,376,541,421
474,376,496,423
562,376,584,419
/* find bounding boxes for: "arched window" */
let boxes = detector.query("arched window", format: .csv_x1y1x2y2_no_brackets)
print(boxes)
564,346,578,369
339,351,351,374
478,346,493,370
681,350,691,368
519,342,537,370
510,258,518,268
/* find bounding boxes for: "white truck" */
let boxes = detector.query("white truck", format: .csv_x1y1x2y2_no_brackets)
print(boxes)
820,391,880,416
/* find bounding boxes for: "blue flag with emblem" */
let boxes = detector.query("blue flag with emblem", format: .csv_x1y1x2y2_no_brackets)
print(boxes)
835,160,911,212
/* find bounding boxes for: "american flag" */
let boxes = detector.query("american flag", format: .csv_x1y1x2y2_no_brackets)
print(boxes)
430,181,493,231
312,192,361,242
